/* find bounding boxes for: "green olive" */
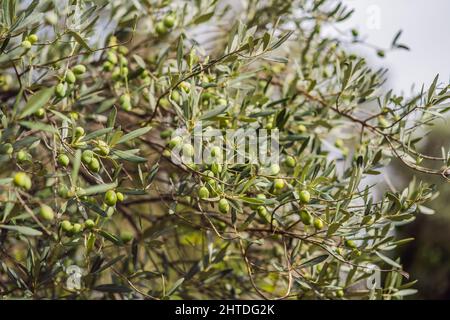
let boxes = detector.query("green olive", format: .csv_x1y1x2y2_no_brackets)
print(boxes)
334,138,344,149
273,178,285,190
168,136,182,149
35,108,45,118
57,154,70,167
313,218,324,230
345,239,357,249
163,15,176,28
104,190,117,206
170,90,181,103
285,156,296,168
118,94,132,111
88,157,100,173
81,149,94,164
27,34,38,44
182,143,194,157
1,143,13,155
299,190,311,204
300,209,313,225
84,219,96,229
60,220,73,233
39,204,54,221
120,231,133,243
218,198,230,214
269,164,280,175
198,186,210,199
58,184,69,198
211,163,222,175
55,82,66,98
16,150,28,162
13,172,32,190
116,191,124,202
103,61,113,71
21,40,32,50
74,126,85,138
73,64,86,75
155,22,168,35
107,52,118,64
65,70,76,84
210,146,221,158
298,124,307,133
336,289,344,298
160,129,173,139
72,223,82,234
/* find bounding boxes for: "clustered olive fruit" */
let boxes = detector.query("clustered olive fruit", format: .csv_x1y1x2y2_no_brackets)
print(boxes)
198,186,210,199
218,198,230,214
57,154,70,167
104,190,118,206
300,209,312,225
119,94,132,111
155,14,176,36
13,172,32,190
284,156,296,168
39,204,55,221
299,190,311,204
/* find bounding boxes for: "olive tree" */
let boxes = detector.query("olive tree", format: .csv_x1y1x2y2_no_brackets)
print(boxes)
0,0,449,300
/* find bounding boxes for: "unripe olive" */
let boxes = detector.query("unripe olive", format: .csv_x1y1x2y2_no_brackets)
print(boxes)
95,140,110,156
298,124,307,133
345,239,357,249
104,190,117,206
170,90,181,103
60,220,73,233
210,146,221,158
73,64,86,75
334,138,344,149
58,184,69,198
16,149,28,162
300,209,313,225
88,157,100,172
55,82,67,98
182,143,194,157
84,219,96,229
377,50,385,58
58,154,70,167
211,163,222,175
218,198,230,214
336,289,344,298
313,218,324,230
155,22,167,35
65,70,76,84
103,61,113,71
39,204,54,221
269,164,280,175
13,172,32,190
74,126,85,138
44,12,58,25
107,52,118,64
168,136,182,149
120,231,133,243
27,34,38,44
299,190,311,204
160,129,173,139
163,15,176,28
198,186,210,199
116,191,124,202
72,223,82,234
82,149,94,164
1,143,13,155
21,40,32,50
285,156,296,168
35,108,45,118
119,55,128,65
256,205,268,218
273,178,285,190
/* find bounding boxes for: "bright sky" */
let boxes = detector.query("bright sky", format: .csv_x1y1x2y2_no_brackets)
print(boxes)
340,0,450,94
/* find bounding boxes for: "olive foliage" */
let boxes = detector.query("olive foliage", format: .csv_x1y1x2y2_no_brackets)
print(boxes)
0,0,449,299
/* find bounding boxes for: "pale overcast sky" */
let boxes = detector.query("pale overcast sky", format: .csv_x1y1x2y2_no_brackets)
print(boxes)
341,0,450,93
